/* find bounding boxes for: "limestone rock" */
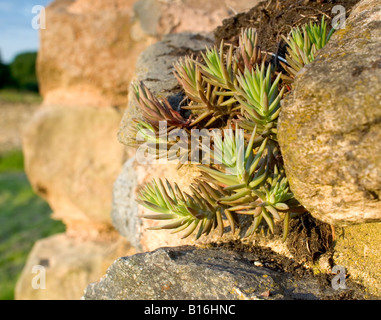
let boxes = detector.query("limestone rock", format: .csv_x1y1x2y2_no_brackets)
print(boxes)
333,222,381,297
22,105,126,225
15,233,134,300
277,0,381,225
83,245,363,300
132,0,261,39
39,0,260,108
38,0,152,108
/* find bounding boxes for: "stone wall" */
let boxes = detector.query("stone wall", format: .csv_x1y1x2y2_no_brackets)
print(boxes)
16,0,261,300
18,0,381,300
87,0,381,298
278,0,381,226
277,0,381,295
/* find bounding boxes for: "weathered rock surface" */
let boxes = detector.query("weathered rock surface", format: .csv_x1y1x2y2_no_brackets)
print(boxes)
38,0,150,108
107,0,381,299
132,0,261,39
83,245,365,300
278,0,381,225
39,0,260,108
333,222,381,296
15,233,134,300
22,105,126,225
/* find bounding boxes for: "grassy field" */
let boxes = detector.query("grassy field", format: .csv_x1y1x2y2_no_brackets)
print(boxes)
0,150,24,174
0,150,65,300
0,89,42,104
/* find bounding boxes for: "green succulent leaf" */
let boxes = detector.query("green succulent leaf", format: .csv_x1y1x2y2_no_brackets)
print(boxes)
281,16,335,79
200,41,236,91
235,62,284,135
137,179,236,239
236,28,266,72
126,21,323,242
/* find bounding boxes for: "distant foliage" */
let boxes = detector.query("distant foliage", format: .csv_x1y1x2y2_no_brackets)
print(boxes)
8,52,39,92
0,61,11,89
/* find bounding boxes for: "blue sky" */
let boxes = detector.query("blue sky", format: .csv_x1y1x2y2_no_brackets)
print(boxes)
0,0,54,63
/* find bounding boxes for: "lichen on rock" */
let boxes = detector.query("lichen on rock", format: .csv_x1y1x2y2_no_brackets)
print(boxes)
278,0,381,226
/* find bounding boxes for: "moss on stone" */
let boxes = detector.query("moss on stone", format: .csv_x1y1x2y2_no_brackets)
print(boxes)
333,222,381,296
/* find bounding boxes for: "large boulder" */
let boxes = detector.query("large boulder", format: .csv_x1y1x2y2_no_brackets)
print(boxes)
39,0,261,108
38,0,150,108
83,245,367,300
132,0,261,39
15,233,134,300
278,0,381,226
22,105,126,226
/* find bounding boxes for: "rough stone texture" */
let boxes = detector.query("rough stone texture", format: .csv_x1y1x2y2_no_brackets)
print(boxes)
132,0,260,39
39,0,260,108
333,222,381,296
38,0,151,108
83,246,357,300
15,233,134,300
22,105,126,225
107,0,381,299
278,0,381,226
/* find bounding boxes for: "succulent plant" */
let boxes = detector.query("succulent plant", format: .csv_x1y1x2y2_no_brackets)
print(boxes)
133,82,189,129
138,178,234,239
200,127,302,239
281,16,335,80
234,62,285,137
129,17,331,241
236,28,266,73
173,54,238,129
128,82,194,162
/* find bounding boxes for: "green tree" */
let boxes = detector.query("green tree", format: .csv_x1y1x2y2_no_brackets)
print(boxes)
9,52,38,92
0,54,11,89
